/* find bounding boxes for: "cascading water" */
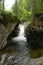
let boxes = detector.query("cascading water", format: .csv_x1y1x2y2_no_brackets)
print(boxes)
0,23,42,65
12,24,26,42
18,24,25,36
12,23,27,51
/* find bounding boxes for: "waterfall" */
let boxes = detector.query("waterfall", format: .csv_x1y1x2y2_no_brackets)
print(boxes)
12,24,26,42
18,24,25,36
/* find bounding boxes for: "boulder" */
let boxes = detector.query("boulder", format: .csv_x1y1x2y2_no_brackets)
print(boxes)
0,12,20,50
25,15,43,49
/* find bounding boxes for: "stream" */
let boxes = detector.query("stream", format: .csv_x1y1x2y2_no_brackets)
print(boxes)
0,23,43,65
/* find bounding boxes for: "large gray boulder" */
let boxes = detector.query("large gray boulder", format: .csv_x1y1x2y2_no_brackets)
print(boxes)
0,13,20,50
0,22,19,50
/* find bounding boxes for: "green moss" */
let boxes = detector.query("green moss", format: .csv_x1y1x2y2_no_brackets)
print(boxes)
0,49,15,56
28,49,43,58
0,11,20,26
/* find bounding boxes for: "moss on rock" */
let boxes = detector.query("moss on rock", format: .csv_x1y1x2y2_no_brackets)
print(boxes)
25,15,43,49
0,11,20,50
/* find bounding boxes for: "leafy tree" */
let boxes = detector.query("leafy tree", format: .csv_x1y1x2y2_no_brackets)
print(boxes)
0,0,5,13
12,0,32,22
12,0,43,22
3,0,4,12
32,0,36,22
0,0,2,13
14,0,18,16
36,0,43,13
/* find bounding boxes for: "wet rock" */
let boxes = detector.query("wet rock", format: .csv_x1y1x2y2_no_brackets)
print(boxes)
0,14,20,50
4,53,43,65
5,56,15,65
5,54,30,65
5,24,27,51
25,18,43,49
0,50,43,65
0,23,6,49
7,22,20,42
0,54,6,65
27,57,43,65
0,57,2,61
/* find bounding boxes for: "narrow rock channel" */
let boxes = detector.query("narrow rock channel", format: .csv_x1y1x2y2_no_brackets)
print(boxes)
0,23,43,65
11,23,28,51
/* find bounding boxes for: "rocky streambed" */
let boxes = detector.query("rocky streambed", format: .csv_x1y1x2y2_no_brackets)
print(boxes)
0,12,43,65
0,49,43,65
0,23,43,65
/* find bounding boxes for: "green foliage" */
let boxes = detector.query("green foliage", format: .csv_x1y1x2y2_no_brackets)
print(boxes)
12,0,32,22
29,49,43,58
36,0,43,13
0,0,5,13
0,11,19,26
12,0,43,22
0,0,2,12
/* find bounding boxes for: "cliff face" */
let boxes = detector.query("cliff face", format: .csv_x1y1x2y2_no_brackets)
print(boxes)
0,23,6,49
25,16,43,49
0,12,20,50
0,22,17,49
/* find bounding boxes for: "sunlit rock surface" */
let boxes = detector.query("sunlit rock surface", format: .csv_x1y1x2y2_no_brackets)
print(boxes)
0,13,20,49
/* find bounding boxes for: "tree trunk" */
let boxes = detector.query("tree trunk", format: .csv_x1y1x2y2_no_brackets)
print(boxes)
32,0,36,22
0,2,1,13
3,0,4,12
15,0,18,17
